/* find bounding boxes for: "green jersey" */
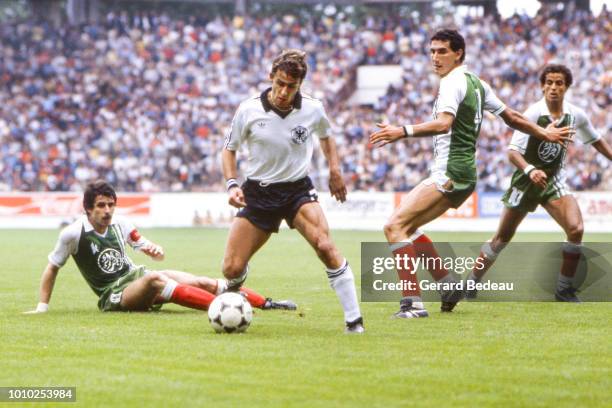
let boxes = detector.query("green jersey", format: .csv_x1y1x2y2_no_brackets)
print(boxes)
432,65,506,184
509,98,601,178
48,215,147,296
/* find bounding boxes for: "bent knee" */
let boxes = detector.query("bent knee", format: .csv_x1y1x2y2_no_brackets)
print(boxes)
567,223,584,241
143,272,167,290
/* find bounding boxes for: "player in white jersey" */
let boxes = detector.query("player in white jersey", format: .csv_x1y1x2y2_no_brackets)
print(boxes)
466,64,612,302
25,180,295,313
222,49,363,333
369,29,574,318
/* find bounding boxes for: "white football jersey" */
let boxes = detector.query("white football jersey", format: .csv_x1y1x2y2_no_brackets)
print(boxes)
224,90,332,183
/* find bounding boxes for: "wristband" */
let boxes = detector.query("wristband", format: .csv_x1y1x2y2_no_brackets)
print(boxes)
523,165,536,176
403,125,414,138
36,302,49,312
226,178,239,191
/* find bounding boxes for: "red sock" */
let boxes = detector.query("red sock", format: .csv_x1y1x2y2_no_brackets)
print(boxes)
561,250,581,279
413,234,449,281
392,243,421,297
171,284,215,310
239,287,267,308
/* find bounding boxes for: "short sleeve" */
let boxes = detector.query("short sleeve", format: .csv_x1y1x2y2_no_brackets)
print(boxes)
508,105,540,154
48,225,79,267
573,107,601,145
314,103,332,139
481,80,506,116
116,216,145,250
224,104,248,151
436,75,466,116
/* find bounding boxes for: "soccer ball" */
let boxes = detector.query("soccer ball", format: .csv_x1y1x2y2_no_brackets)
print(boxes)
208,292,253,333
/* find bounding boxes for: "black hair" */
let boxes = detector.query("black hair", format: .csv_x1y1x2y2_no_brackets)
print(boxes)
430,29,466,62
83,180,117,214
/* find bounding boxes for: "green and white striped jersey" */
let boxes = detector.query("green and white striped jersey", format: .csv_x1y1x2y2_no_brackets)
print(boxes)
509,98,601,178
48,215,148,296
432,65,506,183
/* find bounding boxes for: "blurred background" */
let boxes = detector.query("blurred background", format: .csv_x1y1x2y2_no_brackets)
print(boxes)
0,0,609,194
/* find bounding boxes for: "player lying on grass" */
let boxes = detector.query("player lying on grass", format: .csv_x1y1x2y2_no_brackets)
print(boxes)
369,29,575,318
25,180,296,313
465,64,612,302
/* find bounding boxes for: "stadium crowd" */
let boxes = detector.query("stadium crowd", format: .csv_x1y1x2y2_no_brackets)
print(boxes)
0,4,609,193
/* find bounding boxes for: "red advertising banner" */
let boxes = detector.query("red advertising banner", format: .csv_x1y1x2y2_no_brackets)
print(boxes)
0,194,150,217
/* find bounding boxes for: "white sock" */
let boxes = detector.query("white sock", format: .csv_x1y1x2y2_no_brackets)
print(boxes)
412,301,425,309
227,264,249,289
160,279,178,301
327,259,361,323
215,279,228,295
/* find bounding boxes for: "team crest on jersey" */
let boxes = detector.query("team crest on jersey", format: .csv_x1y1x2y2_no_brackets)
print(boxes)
290,126,309,145
97,248,124,274
537,142,562,163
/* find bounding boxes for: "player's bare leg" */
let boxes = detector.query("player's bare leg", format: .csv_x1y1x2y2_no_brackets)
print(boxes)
120,271,215,311
222,217,272,290
159,270,217,293
293,202,342,268
120,272,167,311
543,196,584,302
293,202,363,333
383,181,462,315
384,182,452,242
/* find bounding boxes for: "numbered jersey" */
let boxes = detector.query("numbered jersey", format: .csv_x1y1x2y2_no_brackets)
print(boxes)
432,65,506,184
48,215,146,296
509,98,601,177
503,98,601,212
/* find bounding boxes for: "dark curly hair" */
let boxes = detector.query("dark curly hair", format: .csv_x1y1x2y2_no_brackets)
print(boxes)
539,64,573,88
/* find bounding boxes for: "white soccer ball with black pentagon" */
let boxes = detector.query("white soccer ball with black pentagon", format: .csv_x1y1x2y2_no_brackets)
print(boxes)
208,292,253,333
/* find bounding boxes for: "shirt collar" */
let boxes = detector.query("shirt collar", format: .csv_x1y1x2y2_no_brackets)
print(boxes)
260,88,302,118
83,215,108,236
537,97,570,117
444,64,467,78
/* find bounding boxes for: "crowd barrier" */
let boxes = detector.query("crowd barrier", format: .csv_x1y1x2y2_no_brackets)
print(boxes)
1,191,610,232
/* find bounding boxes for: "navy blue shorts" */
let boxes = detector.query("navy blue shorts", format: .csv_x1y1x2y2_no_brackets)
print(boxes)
236,177,318,233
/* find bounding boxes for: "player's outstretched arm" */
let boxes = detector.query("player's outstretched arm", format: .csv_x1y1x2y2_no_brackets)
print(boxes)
222,148,246,208
319,137,347,202
508,150,547,189
369,113,455,147
500,108,574,145
24,263,60,314
592,139,612,161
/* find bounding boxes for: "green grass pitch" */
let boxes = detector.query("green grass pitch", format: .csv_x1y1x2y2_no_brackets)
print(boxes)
1,228,610,407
